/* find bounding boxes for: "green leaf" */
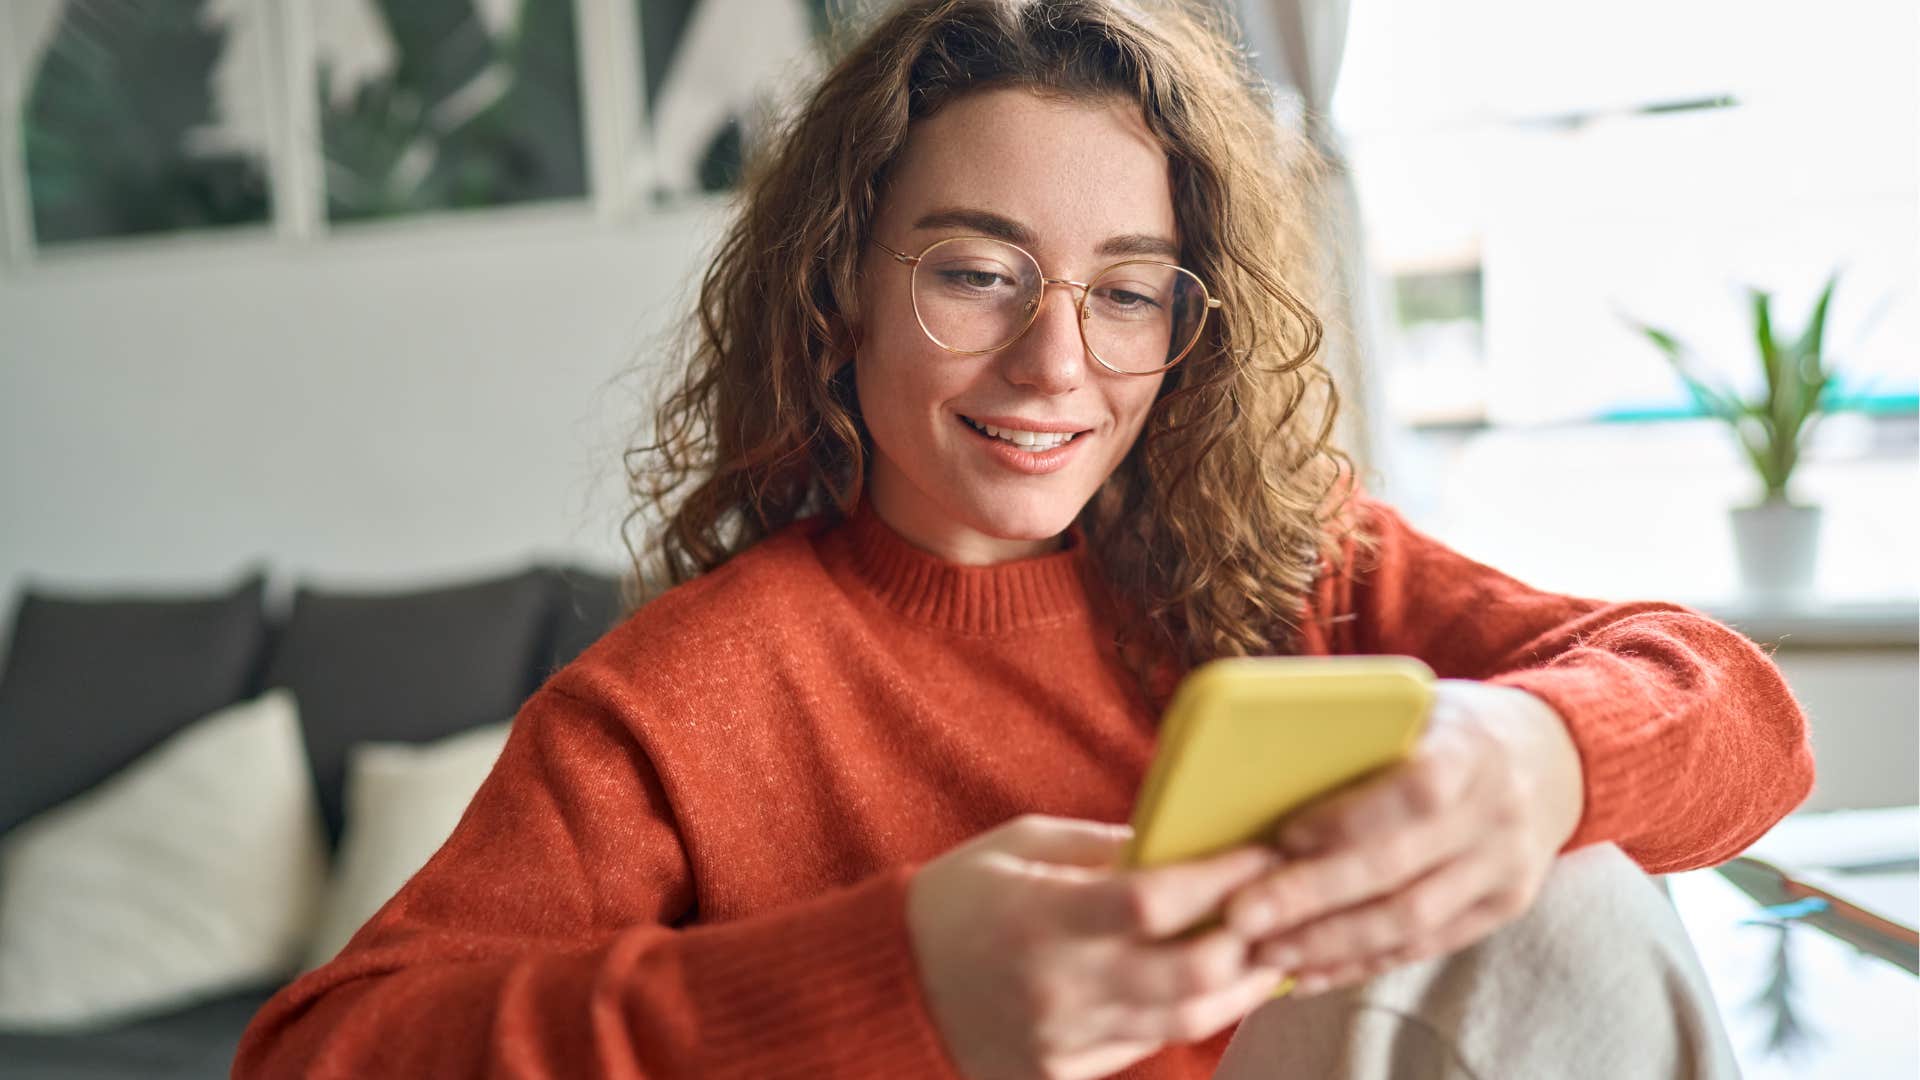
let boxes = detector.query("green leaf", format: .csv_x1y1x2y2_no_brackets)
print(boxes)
442,0,585,204
24,0,269,243
1638,323,1686,358
1629,319,1746,424
1730,416,1785,498
1751,288,1784,408
1624,276,1861,502
1679,369,1747,424
323,0,585,222
380,0,499,120
1788,274,1841,434
1794,272,1839,372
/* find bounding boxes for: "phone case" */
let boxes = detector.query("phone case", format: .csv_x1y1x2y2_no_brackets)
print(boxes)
1126,655,1436,869
1122,655,1436,999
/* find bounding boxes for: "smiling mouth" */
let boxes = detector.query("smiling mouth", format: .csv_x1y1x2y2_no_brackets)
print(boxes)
957,414,1091,448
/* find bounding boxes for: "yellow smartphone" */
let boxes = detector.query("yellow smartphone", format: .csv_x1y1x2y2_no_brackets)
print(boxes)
1123,655,1436,997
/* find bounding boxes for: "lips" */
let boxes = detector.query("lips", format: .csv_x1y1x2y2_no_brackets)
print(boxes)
957,414,1087,448
954,412,1088,475
958,413,1094,436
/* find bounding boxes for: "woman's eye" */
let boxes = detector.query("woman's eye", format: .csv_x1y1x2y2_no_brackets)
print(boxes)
1100,287,1161,309
940,269,1006,290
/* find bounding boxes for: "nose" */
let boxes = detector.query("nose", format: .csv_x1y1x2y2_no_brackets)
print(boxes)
999,279,1091,394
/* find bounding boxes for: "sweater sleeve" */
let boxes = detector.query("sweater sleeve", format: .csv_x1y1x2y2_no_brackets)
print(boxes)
1316,495,1816,874
231,677,962,1079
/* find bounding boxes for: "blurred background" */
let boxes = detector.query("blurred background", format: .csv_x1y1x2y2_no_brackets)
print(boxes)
0,1,1913,1077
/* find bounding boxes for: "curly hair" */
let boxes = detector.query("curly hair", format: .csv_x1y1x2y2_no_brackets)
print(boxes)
622,0,1376,708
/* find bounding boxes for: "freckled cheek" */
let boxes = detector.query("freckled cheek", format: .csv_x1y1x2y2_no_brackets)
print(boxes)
854,339,963,449
1109,383,1164,444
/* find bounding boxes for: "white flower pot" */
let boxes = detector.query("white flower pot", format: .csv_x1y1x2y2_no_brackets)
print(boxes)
1729,500,1822,598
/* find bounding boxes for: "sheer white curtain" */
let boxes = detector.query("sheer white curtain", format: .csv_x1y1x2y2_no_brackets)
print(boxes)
1233,0,1392,488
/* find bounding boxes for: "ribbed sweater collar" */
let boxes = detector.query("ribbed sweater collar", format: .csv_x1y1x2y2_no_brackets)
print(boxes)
820,495,1095,634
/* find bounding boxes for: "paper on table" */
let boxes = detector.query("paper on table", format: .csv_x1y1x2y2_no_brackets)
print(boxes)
1750,806,1919,927
1796,869,1919,930
1744,806,1918,874
1715,805,1919,974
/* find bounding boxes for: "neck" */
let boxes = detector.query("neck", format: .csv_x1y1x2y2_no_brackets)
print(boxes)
824,494,1095,634
863,472,1072,566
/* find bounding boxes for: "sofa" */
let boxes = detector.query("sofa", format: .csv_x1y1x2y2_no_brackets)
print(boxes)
0,562,634,1079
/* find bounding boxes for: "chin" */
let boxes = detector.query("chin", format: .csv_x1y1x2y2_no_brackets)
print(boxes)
967,496,1083,541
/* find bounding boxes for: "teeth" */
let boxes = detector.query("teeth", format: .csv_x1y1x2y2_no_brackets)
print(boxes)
968,417,1076,449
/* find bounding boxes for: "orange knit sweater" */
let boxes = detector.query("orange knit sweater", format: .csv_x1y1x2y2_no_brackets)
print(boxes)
232,493,1814,1078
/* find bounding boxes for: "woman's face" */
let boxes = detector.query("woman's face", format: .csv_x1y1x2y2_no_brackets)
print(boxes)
852,86,1177,565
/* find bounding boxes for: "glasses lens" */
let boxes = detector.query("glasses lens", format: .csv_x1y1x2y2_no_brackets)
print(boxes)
911,237,1043,352
1083,261,1208,374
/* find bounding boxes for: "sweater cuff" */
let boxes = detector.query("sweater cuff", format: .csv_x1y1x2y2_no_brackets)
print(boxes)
1487,667,1678,854
663,863,962,1078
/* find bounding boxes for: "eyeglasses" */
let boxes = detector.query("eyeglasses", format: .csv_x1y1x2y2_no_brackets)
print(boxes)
872,235,1222,376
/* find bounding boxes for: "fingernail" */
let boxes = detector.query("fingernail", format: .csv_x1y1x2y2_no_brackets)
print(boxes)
1296,974,1330,995
1266,945,1301,970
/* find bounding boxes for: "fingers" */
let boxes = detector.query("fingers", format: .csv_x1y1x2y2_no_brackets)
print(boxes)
1225,808,1471,940
1226,750,1486,938
1053,843,1281,939
1102,926,1257,1006
1274,736,1474,858
1285,894,1520,997
989,813,1136,868
1247,848,1495,972
1095,965,1287,1045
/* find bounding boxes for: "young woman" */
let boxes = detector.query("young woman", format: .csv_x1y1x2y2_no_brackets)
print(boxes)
236,1,1812,1076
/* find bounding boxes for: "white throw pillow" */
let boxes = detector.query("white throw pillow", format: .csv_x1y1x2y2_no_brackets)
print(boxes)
301,722,511,971
0,688,326,1031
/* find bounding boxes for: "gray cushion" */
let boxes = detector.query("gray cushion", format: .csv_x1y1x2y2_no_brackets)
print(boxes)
0,572,267,838
539,565,629,681
261,568,552,846
0,982,278,1080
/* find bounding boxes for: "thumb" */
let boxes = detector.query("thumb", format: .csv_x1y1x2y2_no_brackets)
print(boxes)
983,814,1135,869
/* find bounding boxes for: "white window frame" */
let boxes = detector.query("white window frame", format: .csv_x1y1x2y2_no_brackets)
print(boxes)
0,2,34,269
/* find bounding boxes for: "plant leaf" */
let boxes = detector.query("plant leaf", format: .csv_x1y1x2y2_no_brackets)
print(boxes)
1638,323,1686,358
1794,271,1839,372
1751,288,1785,411
24,0,269,242
1632,320,1748,424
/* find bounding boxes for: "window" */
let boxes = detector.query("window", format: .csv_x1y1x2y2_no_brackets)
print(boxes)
314,0,587,223
633,0,826,204
1334,0,1917,429
0,0,826,258
15,0,274,246
1332,0,1916,604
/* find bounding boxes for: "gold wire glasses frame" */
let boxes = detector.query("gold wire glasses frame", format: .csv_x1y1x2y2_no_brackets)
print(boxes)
872,235,1223,376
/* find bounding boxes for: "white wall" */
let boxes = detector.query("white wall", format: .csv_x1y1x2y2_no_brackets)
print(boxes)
1777,649,1920,813
0,199,731,627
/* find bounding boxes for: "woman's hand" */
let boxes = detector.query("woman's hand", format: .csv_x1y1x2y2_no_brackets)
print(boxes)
1223,679,1586,996
906,814,1286,1080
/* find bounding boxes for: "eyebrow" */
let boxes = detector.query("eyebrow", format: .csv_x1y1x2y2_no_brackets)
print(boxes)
909,206,1181,261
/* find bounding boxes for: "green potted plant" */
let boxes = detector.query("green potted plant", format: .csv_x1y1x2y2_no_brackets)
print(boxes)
1630,274,1844,599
